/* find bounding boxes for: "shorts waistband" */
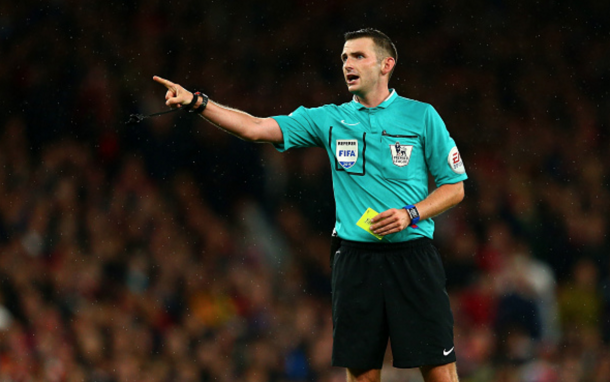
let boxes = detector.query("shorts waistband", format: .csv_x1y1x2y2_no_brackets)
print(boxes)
339,237,433,251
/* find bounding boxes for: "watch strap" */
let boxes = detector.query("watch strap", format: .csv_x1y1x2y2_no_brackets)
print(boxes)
191,92,209,114
403,204,420,229
182,92,199,112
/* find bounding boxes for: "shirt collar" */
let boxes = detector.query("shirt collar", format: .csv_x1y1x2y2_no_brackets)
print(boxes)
351,89,397,110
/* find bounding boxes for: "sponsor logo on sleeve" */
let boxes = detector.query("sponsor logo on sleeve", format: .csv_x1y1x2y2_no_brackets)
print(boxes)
336,139,358,169
390,141,413,167
448,146,465,174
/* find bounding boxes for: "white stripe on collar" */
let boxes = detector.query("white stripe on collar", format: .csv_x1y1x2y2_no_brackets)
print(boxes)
352,89,396,105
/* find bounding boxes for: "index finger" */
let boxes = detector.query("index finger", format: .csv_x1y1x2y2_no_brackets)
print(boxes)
370,210,392,223
153,75,176,91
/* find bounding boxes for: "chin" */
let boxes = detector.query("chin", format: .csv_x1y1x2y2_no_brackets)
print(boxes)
347,85,360,94
348,88,364,98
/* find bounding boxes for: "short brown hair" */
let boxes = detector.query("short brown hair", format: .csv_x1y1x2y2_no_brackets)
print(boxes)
344,28,398,65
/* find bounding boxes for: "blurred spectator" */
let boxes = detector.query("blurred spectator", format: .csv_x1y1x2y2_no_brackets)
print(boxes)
558,258,603,339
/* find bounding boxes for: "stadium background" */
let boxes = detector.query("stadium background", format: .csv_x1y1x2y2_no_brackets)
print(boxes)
1,0,609,380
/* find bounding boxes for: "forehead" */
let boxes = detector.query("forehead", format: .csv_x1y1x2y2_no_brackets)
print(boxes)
342,37,376,55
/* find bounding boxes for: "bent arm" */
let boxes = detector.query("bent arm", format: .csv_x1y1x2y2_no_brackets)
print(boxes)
416,181,465,221
153,76,283,144
370,181,465,236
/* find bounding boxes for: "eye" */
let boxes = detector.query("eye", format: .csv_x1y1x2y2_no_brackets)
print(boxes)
357,54,365,59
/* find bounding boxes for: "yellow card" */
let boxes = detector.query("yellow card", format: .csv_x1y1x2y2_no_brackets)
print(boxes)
356,208,383,240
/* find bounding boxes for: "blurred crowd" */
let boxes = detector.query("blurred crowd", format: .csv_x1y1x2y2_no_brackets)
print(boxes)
1,0,610,381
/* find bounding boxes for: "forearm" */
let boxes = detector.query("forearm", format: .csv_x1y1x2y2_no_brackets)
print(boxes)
370,181,464,235
415,181,464,221
153,75,283,144
198,101,278,143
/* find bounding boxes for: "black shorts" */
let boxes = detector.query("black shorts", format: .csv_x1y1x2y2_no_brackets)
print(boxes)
331,238,456,369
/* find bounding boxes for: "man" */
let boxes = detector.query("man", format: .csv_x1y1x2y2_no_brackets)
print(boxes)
154,28,465,382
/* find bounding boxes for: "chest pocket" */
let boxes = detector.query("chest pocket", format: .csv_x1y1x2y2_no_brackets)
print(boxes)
380,131,420,180
329,126,367,176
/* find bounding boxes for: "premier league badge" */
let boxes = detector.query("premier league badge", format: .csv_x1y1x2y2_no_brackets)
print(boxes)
390,141,412,167
336,139,358,169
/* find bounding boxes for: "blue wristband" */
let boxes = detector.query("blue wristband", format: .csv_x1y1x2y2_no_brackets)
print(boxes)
403,205,420,228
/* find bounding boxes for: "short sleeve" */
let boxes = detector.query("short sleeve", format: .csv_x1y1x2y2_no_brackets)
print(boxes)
424,105,468,186
271,106,324,152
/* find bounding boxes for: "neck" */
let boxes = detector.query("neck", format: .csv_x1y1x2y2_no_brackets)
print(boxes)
354,88,391,108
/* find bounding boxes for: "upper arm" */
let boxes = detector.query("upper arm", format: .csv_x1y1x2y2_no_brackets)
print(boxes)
439,181,465,203
270,106,326,152
423,105,467,186
253,117,284,144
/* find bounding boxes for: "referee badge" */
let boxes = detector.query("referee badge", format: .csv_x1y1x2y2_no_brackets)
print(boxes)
336,139,358,169
390,141,413,167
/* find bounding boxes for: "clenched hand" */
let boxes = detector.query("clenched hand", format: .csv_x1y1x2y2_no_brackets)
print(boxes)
370,208,411,236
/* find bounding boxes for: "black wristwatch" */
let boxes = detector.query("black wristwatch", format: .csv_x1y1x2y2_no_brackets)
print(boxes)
403,205,420,228
191,92,209,114
183,92,209,114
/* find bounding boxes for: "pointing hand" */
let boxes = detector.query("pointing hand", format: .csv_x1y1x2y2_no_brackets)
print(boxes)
152,76,193,108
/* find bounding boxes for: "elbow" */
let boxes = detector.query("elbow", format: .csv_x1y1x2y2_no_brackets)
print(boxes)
241,118,266,142
454,182,465,204
240,129,259,142
243,117,281,143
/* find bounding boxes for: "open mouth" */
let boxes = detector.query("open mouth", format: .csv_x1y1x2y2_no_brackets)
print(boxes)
346,74,360,85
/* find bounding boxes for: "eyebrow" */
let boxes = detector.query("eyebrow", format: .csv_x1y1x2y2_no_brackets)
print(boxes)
341,50,365,61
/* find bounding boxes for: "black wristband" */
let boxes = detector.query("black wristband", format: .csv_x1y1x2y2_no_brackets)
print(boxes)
191,92,209,114
182,92,199,112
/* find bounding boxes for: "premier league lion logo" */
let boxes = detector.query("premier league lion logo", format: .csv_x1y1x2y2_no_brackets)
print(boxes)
390,141,412,167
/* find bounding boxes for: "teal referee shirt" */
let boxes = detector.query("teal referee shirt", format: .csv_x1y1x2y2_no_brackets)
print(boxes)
272,90,467,242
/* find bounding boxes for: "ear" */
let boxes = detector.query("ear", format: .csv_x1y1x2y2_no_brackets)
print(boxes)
381,57,396,76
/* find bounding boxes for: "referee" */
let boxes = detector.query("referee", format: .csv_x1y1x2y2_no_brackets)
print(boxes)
154,28,466,382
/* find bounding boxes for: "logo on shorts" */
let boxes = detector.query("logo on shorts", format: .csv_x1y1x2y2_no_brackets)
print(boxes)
390,142,413,167
443,347,455,356
336,139,358,169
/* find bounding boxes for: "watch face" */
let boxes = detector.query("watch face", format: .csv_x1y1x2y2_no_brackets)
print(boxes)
409,207,419,219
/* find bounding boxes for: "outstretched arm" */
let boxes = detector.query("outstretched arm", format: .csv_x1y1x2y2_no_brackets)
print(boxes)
153,76,283,144
370,181,465,236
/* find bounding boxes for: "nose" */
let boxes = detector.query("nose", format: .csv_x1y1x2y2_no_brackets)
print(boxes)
343,58,353,71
